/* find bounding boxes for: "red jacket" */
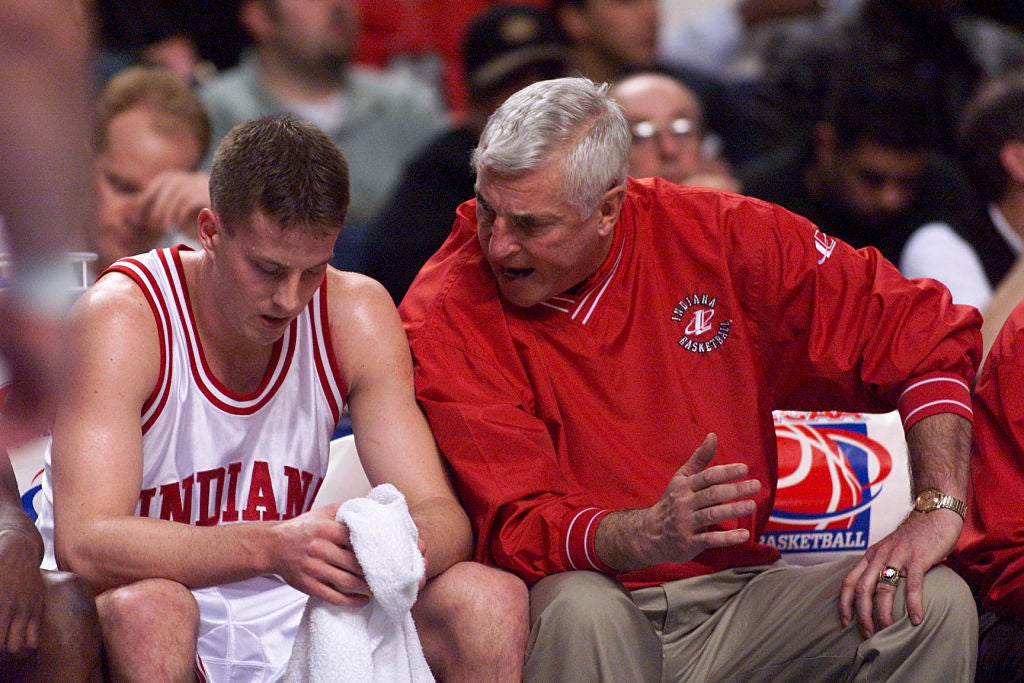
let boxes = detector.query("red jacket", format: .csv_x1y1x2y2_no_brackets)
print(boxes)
401,178,981,589
949,299,1024,616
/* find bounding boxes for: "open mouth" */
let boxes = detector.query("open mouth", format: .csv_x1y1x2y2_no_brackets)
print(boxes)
260,314,289,328
500,266,534,280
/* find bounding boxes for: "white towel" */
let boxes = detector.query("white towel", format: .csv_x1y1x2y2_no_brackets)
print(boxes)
284,484,434,683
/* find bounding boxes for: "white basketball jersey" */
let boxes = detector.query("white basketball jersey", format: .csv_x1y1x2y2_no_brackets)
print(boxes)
37,246,348,682
117,246,345,524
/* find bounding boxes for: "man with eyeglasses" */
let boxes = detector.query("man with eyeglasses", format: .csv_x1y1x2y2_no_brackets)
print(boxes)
739,68,972,271
610,71,740,192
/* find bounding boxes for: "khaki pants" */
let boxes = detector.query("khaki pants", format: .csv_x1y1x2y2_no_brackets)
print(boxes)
525,557,976,682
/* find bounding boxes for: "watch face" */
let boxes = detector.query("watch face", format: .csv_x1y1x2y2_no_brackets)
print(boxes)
915,489,941,511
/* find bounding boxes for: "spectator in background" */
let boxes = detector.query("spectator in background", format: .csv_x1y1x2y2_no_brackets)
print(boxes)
900,74,1024,314
658,0,863,87
740,69,972,269
753,0,1024,157
948,297,1024,679
956,75,1024,289
552,0,658,85
552,0,773,167
363,4,568,304
609,71,740,192
351,0,552,115
200,0,447,269
90,65,211,275
94,0,249,84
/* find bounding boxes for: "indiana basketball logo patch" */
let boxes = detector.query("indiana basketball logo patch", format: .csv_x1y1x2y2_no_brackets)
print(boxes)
671,292,731,353
762,415,897,557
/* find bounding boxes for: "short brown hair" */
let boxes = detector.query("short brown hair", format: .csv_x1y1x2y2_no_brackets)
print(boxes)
208,114,350,236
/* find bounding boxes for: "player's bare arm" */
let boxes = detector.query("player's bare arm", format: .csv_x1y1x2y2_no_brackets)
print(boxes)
50,273,368,605
326,269,473,578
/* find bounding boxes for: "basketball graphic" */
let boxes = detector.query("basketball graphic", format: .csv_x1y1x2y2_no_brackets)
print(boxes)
768,422,893,532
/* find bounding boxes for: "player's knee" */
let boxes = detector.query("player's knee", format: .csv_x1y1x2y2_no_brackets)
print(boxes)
417,562,528,680
428,562,528,632
97,578,199,641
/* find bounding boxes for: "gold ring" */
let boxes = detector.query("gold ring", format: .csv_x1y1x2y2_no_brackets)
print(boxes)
878,566,904,587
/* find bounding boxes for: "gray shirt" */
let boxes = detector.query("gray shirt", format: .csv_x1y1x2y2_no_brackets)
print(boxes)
200,52,447,228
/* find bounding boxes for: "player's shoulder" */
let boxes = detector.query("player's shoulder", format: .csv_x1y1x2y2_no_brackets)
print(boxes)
325,267,393,310
69,271,160,340
323,267,404,345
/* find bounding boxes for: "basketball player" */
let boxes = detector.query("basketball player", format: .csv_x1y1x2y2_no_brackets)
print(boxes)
36,115,527,681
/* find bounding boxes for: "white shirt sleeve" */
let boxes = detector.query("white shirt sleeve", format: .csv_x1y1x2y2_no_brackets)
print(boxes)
899,221,993,310
659,2,745,80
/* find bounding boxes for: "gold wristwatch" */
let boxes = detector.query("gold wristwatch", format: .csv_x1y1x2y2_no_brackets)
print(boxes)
913,488,966,521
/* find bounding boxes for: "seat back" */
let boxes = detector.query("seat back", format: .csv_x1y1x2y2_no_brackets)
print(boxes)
767,410,912,565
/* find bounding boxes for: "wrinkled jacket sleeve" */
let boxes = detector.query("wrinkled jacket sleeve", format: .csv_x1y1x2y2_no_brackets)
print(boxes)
742,200,981,430
408,332,616,586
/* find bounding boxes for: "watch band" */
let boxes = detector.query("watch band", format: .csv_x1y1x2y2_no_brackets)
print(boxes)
933,493,966,520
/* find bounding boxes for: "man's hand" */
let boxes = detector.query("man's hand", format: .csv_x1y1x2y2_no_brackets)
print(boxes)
268,503,373,607
840,506,962,638
839,412,971,638
134,170,210,241
0,527,45,657
596,433,761,572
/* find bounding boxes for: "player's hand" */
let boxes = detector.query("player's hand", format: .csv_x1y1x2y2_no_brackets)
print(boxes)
269,503,371,607
839,508,962,638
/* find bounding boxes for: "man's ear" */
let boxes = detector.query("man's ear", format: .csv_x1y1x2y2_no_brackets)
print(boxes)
999,139,1024,184
596,184,627,237
197,208,221,253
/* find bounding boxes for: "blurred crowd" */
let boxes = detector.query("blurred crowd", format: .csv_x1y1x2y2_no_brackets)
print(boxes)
80,1,1024,347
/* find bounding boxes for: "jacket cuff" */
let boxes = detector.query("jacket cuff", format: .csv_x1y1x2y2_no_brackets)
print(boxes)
560,507,615,573
897,372,973,432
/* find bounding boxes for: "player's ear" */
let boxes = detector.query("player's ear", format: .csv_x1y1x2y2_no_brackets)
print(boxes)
197,208,222,253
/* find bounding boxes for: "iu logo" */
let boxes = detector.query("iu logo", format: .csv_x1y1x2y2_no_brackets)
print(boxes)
672,293,731,353
684,307,714,337
814,230,836,265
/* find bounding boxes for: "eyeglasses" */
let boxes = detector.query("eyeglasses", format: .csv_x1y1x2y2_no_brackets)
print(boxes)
629,117,695,144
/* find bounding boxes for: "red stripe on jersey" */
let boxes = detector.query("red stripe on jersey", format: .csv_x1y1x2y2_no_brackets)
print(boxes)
104,258,172,433
310,283,346,424
160,247,295,415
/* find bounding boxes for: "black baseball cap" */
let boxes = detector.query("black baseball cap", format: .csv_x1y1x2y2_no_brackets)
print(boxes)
463,4,568,94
